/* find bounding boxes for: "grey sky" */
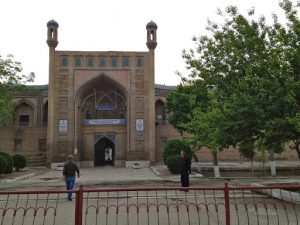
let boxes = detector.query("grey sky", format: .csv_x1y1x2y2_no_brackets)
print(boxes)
0,0,294,85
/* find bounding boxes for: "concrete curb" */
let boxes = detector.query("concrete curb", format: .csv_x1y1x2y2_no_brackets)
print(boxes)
251,183,300,205
150,167,161,175
10,173,37,182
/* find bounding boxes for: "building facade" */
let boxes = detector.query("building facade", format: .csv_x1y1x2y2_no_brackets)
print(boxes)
0,20,298,167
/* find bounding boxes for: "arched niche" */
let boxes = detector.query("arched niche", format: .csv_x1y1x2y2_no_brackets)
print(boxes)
76,74,127,120
13,100,35,127
155,99,166,125
42,101,48,126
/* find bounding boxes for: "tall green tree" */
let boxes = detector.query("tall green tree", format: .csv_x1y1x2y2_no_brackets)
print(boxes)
166,80,208,135
0,54,35,126
177,0,300,176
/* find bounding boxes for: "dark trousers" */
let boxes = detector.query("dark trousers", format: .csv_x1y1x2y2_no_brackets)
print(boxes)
181,173,189,187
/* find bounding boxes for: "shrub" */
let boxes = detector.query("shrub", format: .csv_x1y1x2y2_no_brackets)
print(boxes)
166,155,180,174
0,155,7,174
163,139,192,164
0,152,13,174
13,154,27,171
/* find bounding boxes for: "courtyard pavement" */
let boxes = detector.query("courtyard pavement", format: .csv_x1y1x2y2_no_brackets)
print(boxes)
0,160,299,190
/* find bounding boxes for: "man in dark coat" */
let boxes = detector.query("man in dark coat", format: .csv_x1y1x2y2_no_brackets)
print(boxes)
179,149,191,191
63,155,80,201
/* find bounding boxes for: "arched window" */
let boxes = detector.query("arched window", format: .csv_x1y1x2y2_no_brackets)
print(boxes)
43,102,48,126
13,102,34,127
155,100,166,125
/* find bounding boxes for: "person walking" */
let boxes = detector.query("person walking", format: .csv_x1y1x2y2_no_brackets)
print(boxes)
179,149,191,191
63,155,80,201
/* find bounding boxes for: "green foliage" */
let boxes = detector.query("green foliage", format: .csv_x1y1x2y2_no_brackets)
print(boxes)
174,0,300,160
13,154,27,171
166,155,180,174
0,54,35,126
0,155,7,174
165,80,208,135
0,151,13,174
163,139,192,164
238,140,256,161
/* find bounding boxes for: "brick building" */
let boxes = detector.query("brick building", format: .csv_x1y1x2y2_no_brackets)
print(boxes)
0,20,298,167
0,20,189,168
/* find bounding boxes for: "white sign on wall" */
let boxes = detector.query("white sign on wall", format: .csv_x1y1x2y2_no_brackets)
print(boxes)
136,119,144,131
59,120,68,132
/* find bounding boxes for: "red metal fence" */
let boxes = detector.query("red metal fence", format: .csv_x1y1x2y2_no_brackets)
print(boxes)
1,184,299,225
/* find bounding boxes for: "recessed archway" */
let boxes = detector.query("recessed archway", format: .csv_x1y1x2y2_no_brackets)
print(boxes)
94,137,115,166
76,74,127,120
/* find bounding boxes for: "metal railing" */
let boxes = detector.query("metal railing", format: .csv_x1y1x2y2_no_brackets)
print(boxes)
0,184,299,225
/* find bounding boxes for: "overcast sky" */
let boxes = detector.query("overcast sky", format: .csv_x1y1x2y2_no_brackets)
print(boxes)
0,0,296,86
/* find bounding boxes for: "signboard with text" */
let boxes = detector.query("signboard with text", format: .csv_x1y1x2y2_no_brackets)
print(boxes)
96,105,114,111
83,119,125,125
136,119,144,131
59,120,68,132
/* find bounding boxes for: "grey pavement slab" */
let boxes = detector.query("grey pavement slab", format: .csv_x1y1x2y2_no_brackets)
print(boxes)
14,166,162,185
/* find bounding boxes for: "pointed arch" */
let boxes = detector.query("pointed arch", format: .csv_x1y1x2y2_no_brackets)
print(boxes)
75,73,128,101
155,99,166,125
13,99,35,127
13,99,35,110
42,101,48,126
76,73,128,120
94,135,115,166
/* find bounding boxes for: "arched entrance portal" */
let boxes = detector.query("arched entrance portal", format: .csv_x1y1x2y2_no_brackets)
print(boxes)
94,137,115,166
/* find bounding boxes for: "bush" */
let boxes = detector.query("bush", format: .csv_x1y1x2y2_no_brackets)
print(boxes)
0,152,13,174
0,155,7,174
13,154,27,171
166,155,180,174
163,139,192,164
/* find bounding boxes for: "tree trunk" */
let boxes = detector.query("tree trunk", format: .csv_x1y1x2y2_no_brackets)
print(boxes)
250,158,254,175
296,144,300,160
212,151,220,178
269,150,276,177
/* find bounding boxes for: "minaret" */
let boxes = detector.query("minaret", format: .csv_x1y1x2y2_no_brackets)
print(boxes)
146,21,157,50
146,21,157,162
47,19,59,48
46,19,59,167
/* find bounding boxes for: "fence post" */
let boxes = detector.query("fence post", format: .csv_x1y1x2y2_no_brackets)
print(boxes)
224,183,230,225
75,185,83,225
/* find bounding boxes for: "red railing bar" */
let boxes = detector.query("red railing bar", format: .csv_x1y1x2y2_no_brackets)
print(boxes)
81,186,226,193
0,190,75,195
224,183,231,225
2,184,299,195
229,185,300,190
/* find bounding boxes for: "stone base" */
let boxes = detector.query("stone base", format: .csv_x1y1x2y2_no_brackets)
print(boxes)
52,160,142,168
80,161,94,167
50,162,65,169
125,161,150,168
114,160,126,167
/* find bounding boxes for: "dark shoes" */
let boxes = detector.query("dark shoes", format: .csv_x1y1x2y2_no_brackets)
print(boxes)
68,198,72,201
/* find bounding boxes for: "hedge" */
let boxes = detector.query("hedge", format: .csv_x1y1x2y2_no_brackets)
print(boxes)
13,154,27,171
163,139,192,164
0,151,13,174
0,155,7,174
166,155,180,174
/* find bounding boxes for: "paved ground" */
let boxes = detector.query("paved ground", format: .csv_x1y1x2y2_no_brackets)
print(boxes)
1,161,300,225
0,161,299,190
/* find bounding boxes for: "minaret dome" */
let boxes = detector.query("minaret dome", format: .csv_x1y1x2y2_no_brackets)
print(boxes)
146,20,157,50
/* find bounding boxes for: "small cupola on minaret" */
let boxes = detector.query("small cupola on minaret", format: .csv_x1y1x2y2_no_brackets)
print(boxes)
146,21,158,50
47,19,59,48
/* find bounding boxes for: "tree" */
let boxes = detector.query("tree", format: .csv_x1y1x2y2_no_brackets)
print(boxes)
179,0,300,177
165,80,208,135
0,54,35,126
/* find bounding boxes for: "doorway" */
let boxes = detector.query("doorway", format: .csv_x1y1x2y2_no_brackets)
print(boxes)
94,137,115,166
